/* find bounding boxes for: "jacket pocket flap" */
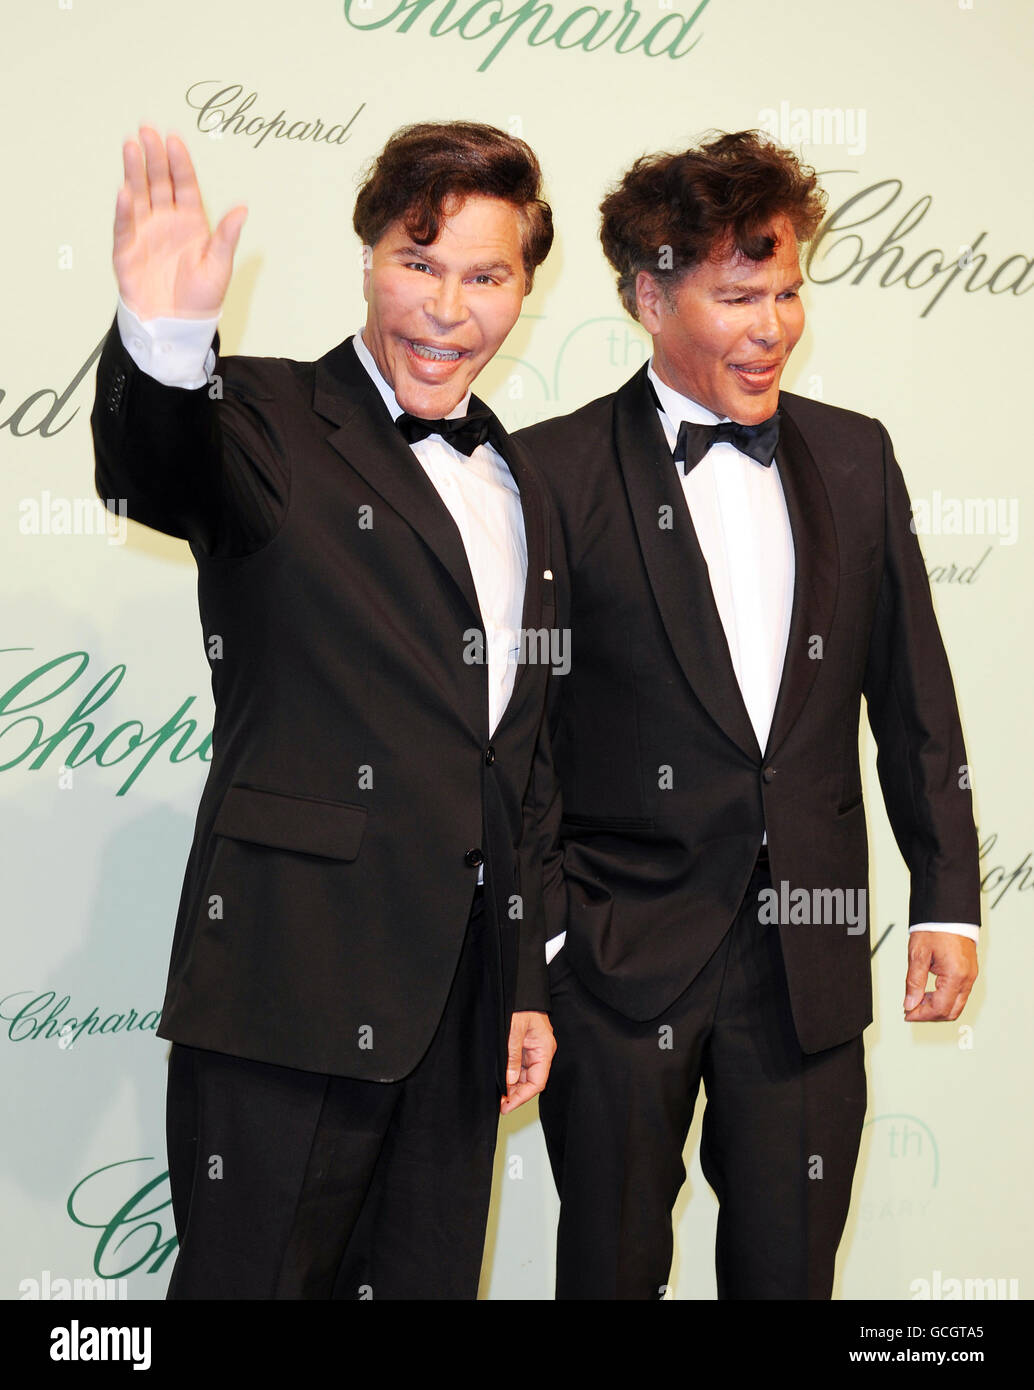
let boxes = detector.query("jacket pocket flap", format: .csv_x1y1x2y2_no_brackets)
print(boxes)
213,784,367,861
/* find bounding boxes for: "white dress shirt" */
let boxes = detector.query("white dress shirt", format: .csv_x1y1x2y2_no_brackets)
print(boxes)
348,330,527,739
648,364,795,757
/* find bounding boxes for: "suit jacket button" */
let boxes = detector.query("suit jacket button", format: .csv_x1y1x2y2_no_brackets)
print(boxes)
464,848,484,868
762,766,778,783
484,746,496,766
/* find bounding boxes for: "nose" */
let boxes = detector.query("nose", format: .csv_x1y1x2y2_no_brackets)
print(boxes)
425,274,467,330
750,295,783,349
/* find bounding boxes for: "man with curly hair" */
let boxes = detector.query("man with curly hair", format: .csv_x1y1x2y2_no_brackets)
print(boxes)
520,131,980,1300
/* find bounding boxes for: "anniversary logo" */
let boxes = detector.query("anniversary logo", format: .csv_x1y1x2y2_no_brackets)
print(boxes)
0,649,212,795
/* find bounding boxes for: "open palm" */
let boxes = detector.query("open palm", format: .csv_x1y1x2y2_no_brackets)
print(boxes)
113,126,247,320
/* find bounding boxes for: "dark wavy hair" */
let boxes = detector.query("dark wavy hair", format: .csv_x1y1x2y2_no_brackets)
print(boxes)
600,130,827,319
353,121,553,292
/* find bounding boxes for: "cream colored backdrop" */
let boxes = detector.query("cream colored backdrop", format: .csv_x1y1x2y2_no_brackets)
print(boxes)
2,0,1030,1301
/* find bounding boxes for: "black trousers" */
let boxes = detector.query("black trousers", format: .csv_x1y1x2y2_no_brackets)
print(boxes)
539,859,867,1300
165,891,501,1299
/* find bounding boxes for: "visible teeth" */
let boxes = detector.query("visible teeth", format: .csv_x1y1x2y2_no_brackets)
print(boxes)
411,342,460,361
738,366,771,373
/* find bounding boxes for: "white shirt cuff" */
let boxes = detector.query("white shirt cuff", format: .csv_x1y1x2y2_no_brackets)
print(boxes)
116,295,219,389
908,922,980,944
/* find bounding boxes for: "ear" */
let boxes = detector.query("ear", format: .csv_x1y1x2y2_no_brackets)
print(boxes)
636,271,668,334
361,245,373,301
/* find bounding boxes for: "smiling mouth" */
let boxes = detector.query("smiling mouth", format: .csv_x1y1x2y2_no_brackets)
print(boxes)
730,361,782,388
407,339,464,362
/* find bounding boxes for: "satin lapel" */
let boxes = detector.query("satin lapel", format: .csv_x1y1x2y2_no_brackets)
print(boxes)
312,336,481,622
764,402,839,757
488,418,546,730
614,366,759,762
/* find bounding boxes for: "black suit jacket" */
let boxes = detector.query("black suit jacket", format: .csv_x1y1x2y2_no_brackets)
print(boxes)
518,365,980,1054
91,321,556,1081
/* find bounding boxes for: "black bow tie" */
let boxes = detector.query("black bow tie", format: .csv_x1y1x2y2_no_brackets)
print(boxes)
647,378,780,473
673,414,781,473
395,406,496,457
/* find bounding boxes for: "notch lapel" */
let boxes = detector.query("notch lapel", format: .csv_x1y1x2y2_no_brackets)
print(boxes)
614,366,760,762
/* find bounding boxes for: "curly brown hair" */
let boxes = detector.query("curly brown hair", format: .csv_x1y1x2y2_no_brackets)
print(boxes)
353,121,553,293
600,130,826,320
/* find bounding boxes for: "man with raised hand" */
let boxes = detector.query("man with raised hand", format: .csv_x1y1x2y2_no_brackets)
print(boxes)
92,121,557,1299
520,131,979,1300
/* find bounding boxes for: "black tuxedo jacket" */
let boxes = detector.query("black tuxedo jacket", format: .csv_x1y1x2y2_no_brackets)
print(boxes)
519,365,980,1054
91,321,556,1081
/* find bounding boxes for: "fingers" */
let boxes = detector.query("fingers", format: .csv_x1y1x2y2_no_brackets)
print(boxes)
209,205,249,266
500,1053,552,1112
903,946,938,1019
500,1012,556,1113
140,125,173,209
500,1069,547,1113
124,127,195,215
166,132,203,210
113,183,135,262
120,128,175,230
112,125,234,318
904,935,978,1022
122,138,150,224
904,991,963,1022
118,126,243,262
903,935,935,1013
504,1033,523,1091
905,973,975,1022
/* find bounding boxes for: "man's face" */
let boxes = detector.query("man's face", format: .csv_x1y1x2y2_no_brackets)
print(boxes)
362,195,527,418
637,214,805,425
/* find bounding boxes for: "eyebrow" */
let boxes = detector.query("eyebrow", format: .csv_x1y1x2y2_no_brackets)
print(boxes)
716,277,805,294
